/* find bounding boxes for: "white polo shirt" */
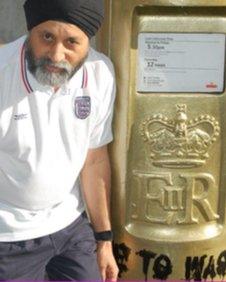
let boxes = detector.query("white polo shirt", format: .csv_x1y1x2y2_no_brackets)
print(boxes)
0,36,115,242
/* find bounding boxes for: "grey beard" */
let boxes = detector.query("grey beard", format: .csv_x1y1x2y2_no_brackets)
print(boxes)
25,40,87,87
34,62,72,87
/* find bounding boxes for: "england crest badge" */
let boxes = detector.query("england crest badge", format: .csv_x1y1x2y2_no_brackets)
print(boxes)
74,96,91,119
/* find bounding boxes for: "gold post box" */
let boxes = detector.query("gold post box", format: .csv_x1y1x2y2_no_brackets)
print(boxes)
97,1,226,280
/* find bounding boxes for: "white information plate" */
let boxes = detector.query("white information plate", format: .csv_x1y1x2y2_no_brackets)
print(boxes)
137,33,225,93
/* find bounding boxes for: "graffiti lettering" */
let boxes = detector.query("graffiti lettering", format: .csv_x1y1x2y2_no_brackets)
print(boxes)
185,255,207,281
203,256,216,280
113,242,131,277
136,249,156,281
136,249,172,281
216,250,226,278
153,254,173,280
113,242,226,281
185,251,226,280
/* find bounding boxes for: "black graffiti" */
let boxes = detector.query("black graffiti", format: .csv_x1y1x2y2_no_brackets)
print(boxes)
153,254,173,280
136,249,156,281
203,256,216,280
216,250,226,278
185,251,226,281
185,255,207,281
113,242,131,277
136,249,172,281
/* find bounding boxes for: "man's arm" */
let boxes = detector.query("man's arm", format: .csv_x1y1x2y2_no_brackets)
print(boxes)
80,145,118,281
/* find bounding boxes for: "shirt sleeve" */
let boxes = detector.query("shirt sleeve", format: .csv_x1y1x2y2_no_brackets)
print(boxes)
88,64,116,149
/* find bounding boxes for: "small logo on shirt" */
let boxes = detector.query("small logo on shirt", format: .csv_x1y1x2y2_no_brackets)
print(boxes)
14,113,28,121
74,96,91,119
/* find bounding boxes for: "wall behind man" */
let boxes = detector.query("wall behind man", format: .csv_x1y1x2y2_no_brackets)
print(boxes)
0,0,27,43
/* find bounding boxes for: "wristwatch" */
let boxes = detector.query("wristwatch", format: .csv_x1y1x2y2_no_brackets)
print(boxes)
94,230,113,241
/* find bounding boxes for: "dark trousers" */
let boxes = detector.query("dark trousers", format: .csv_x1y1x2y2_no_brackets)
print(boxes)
0,212,101,280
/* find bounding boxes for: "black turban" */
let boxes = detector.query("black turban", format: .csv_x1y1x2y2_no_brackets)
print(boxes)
23,0,104,38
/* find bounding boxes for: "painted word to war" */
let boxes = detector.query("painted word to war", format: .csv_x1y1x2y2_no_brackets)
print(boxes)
137,249,226,281
113,242,226,281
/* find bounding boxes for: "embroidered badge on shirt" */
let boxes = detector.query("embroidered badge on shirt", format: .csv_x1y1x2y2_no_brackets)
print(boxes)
74,96,91,119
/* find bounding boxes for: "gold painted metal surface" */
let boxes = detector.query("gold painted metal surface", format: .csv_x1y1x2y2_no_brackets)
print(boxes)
97,0,226,280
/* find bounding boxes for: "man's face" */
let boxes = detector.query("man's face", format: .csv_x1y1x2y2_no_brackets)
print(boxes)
26,20,90,88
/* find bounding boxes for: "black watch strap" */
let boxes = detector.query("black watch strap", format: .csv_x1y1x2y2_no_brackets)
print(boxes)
94,230,113,241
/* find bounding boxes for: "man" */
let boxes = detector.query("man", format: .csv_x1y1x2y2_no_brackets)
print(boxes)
0,0,118,280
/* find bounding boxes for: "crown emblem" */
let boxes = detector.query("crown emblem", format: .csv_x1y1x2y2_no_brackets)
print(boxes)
140,104,220,168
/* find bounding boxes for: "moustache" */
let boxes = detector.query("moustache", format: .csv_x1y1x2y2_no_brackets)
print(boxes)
36,58,73,75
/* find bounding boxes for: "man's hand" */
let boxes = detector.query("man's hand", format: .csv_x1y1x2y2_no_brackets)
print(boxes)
97,241,119,281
